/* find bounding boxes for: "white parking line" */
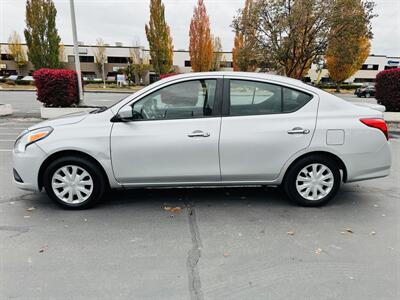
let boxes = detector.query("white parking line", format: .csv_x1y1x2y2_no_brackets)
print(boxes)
0,140,15,142
0,149,12,152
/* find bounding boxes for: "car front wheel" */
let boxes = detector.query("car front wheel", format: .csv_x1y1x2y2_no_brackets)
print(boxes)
284,155,341,206
43,156,106,209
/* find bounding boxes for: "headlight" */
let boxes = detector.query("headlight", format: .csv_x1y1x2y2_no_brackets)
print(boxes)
14,127,53,153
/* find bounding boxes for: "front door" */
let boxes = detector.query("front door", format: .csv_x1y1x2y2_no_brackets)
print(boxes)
110,78,222,185
219,78,318,182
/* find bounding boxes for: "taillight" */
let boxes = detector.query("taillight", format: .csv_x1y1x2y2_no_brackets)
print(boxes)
360,118,389,140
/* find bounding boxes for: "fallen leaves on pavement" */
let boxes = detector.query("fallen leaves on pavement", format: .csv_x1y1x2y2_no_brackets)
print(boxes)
287,230,295,236
164,206,182,213
223,251,230,257
341,228,354,234
26,207,35,212
315,248,323,255
39,245,49,253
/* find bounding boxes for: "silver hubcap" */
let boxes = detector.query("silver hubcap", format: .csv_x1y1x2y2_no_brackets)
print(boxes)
51,165,94,204
296,163,334,201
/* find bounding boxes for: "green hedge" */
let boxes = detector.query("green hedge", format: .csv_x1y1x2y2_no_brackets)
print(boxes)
0,78,34,85
315,83,360,90
83,80,119,85
15,79,34,85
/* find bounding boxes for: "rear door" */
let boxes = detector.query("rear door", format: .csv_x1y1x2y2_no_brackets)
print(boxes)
219,77,318,182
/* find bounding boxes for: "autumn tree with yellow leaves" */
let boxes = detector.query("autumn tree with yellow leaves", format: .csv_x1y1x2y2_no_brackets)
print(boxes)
326,0,373,90
8,31,27,74
232,0,258,72
145,0,174,75
189,0,213,72
233,0,375,79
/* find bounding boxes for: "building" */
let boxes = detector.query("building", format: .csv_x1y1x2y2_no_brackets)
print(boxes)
0,42,398,84
307,54,400,83
0,42,233,84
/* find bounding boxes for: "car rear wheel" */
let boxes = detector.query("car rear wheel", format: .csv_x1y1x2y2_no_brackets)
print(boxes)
365,92,370,98
43,156,106,209
284,155,341,206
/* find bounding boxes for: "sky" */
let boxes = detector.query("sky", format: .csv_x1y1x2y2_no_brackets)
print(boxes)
1,0,399,56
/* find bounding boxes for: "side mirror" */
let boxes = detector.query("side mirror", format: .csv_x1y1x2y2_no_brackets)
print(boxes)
119,107,134,120
111,106,133,122
111,106,144,122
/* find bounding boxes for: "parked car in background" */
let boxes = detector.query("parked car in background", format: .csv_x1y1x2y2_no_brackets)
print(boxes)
6,75,22,81
13,72,391,209
355,84,376,98
21,76,34,81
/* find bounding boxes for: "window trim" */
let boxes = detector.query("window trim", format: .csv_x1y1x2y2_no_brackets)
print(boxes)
122,78,224,122
222,78,314,117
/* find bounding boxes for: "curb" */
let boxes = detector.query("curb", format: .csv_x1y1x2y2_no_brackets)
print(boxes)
0,104,13,116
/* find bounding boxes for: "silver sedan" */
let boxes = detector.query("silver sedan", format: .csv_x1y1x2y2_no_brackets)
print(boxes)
12,72,391,209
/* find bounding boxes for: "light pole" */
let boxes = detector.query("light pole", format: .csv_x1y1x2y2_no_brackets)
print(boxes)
69,0,84,103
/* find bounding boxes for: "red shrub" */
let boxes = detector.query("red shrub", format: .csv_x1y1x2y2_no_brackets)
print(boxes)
33,68,79,107
375,68,400,112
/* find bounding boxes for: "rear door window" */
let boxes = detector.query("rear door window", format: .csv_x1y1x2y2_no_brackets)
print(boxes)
228,80,312,116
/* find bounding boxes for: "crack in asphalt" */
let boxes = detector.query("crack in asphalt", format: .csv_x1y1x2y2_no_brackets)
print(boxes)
185,201,204,300
0,225,30,238
0,192,38,204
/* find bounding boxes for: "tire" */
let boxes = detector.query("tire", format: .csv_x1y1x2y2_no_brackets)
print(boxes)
43,156,106,209
283,155,341,207
365,93,370,98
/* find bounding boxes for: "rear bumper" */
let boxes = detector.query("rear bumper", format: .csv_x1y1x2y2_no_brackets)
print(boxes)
344,141,391,183
12,143,47,191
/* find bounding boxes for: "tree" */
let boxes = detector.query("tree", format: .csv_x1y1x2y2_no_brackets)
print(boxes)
326,0,373,90
189,0,213,72
59,43,66,67
233,0,375,79
211,36,223,71
145,0,174,76
8,31,27,74
128,48,151,85
232,0,258,72
24,0,61,69
93,38,107,88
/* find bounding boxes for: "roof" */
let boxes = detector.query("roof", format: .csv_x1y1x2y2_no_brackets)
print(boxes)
160,71,305,87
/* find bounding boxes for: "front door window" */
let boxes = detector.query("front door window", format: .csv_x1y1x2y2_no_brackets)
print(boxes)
132,79,217,120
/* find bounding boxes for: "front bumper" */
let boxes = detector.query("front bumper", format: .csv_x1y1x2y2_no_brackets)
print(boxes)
12,143,47,191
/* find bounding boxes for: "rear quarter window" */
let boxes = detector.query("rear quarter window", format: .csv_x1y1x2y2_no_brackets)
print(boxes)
282,87,313,113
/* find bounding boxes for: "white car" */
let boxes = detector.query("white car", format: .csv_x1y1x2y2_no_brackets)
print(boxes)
12,72,391,209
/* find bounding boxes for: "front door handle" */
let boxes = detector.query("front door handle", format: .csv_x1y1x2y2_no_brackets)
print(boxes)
287,127,310,135
188,130,210,138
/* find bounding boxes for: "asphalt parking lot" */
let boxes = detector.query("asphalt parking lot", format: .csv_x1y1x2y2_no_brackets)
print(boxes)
0,115,399,299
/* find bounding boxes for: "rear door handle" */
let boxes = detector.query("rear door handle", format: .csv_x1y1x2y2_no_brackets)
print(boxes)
287,127,310,135
188,130,210,138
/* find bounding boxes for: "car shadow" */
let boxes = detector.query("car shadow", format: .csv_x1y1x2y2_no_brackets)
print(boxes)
98,185,360,210
18,183,368,212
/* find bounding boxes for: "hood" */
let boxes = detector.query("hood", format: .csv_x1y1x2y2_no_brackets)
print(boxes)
353,102,386,113
28,111,90,130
